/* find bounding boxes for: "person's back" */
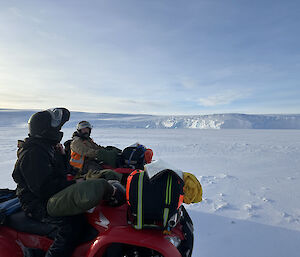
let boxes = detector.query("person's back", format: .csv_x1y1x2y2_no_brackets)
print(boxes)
13,136,74,219
12,108,84,257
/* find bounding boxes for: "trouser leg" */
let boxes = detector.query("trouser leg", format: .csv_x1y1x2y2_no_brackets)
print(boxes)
44,214,85,257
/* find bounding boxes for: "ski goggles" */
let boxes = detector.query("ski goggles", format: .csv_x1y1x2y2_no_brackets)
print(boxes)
46,108,70,129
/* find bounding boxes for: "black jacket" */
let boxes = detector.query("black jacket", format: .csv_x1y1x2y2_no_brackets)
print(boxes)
12,137,75,219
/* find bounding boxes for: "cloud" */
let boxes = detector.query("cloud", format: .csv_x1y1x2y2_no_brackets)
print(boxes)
1,1,299,115
198,90,246,107
9,7,42,24
178,77,198,89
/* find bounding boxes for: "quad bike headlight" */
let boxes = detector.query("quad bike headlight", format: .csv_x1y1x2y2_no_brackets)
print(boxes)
165,235,181,248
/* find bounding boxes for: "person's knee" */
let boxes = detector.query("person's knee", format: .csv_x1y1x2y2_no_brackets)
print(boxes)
59,215,86,236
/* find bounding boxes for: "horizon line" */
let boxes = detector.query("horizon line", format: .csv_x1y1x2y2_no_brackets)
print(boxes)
1,108,300,117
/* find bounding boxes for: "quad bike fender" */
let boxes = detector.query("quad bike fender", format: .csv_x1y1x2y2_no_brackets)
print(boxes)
86,226,182,257
0,234,23,257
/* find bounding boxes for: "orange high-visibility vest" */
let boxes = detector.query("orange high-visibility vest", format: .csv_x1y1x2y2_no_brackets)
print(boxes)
69,150,85,170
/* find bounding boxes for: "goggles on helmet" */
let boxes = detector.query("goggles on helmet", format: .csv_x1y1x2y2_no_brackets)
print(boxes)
46,108,70,129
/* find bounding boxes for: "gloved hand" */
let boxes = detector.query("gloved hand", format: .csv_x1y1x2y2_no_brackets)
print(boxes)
85,169,103,180
107,180,126,207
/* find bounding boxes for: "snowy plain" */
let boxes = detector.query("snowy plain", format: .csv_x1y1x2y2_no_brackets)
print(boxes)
1,113,300,257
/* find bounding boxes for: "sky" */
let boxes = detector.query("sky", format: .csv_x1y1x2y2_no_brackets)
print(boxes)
0,0,300,115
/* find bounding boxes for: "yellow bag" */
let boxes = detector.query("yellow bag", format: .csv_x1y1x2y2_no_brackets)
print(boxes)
183,172,202,204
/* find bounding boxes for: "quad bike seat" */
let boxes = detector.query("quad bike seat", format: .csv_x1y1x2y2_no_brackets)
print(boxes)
5,210,58,239
5,210,99,243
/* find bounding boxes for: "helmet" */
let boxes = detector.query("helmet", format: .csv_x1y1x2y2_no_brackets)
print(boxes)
76,121,92,138
28,108,70,143
76,121,92,131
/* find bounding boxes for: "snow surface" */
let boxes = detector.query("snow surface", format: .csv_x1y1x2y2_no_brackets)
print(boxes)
1,112,300,257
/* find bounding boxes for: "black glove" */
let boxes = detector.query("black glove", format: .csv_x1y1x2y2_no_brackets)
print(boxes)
107,180,126,207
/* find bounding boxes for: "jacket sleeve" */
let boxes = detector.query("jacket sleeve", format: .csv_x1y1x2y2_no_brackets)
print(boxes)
21,148,75,200
70,137,99,159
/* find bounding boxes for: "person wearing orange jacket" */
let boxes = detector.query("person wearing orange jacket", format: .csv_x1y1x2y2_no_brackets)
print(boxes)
70,121,121,180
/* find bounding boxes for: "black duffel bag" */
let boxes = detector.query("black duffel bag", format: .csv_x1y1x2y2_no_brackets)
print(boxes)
126,169,184,230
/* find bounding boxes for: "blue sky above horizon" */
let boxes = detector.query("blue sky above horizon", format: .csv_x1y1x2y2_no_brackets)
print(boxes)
0,0,300,115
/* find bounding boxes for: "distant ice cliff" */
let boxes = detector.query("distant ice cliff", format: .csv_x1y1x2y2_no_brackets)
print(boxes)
1,109,300,129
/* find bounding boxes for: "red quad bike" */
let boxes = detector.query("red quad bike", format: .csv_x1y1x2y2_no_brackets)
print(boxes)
0,168,194,257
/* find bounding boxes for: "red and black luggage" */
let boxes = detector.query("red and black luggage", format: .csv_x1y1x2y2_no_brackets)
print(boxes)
126,169,184,230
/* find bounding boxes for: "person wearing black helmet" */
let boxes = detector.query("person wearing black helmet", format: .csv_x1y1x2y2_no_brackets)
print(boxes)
12,108,84,257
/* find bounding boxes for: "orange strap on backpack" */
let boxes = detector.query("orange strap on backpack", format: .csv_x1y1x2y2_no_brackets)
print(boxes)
177,194,184,209
126,170,141,206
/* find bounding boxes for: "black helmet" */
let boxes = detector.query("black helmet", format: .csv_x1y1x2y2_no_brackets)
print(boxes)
28,108,70,142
